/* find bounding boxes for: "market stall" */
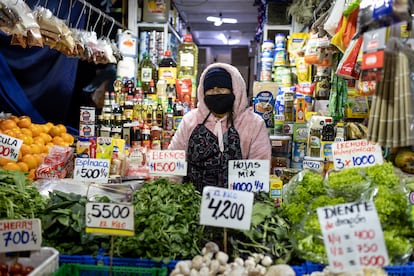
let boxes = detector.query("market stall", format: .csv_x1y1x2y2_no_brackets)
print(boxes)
0,0,414,275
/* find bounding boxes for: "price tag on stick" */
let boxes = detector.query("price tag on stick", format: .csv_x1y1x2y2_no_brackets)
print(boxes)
332,139,383,170
228,159,270,192
74,158,110,183
317,201,389,273
86,202,134,236
200,186,253,230
0,219,42,253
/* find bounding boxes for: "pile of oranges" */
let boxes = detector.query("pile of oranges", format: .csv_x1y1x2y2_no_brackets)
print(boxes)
0,115,75,179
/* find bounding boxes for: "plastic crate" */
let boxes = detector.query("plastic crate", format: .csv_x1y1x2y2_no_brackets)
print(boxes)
384,262,414,276
291,263,307,276
305,261,326,273
0,247,59,276
102,256,155,267
59,254,97,265
53,263,168,276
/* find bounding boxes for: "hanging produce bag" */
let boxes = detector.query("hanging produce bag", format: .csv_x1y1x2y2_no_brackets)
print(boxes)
336,36,363,79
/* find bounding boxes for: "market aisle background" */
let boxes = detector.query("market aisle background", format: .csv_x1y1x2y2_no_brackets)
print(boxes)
0,0,269,131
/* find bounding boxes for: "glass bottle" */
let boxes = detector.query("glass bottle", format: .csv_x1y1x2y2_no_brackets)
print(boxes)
158,50,177,85
164,95,174,131
137,52,157,94
177,33,198,79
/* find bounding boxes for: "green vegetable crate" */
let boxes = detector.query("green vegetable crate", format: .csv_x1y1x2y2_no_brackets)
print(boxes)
53,263,168,276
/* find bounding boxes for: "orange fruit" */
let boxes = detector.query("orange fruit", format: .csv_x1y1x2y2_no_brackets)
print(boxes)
48,125,61,137
20,128,33,137
3,162,21,171
17,116,32,128
30,144,42,155
39,132,52,143
33,136,45,146
41,122,54,133
61,133,75,145
28,168,36,180
8,115,19,123
0,119,18,131
0,157,10,166
17,133,33,145
20,144,32,156
33,153,44,166
52,136,65,146
30,124,42,137
56,124,67,134
17,162,29,173
22,154,38,170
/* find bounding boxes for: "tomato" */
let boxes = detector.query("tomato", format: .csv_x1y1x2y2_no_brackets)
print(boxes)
9,262,22,275
0,263,7,272
21,266,34,275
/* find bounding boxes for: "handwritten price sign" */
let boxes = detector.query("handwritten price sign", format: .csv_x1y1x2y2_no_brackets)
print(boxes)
332,139,383,170
317,201,388,273
74,158,110,183
0,134,22,161
147,150,187,176
0,219,42,253
86,202,134,236
228,160,270,192
200,186,253,230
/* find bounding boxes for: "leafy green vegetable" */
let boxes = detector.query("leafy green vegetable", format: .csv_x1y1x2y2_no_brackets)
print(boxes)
113,178,205,262
0,169,46,219
40,190,110,255
228,192,294,263
325,167,371,201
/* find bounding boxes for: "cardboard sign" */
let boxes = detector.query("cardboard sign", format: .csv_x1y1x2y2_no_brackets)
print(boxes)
200,186,253,230
228,160,270,192
86,202,134,236
0,134,22,161
332,139,383,170
73,158,110,183
0,219,42,253
147,150,187,176
317,201,389,273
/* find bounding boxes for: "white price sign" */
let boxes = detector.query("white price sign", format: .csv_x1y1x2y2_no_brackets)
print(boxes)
317,201,388,273
332,139,383,170
200,186,253,230
147,150,187,176
0,219,42,253
228,160,270,192
74,158,110,183
86,202,134,236
0,134,22,161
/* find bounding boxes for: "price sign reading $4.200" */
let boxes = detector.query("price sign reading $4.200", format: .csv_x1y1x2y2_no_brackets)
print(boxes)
86,202,134,236
200,186,253,230
0,219,42,253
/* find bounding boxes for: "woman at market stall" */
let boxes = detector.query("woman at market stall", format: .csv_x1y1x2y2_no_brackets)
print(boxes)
168,62,271,192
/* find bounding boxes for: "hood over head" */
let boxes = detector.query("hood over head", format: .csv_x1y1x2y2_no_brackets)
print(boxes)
197,63,248,119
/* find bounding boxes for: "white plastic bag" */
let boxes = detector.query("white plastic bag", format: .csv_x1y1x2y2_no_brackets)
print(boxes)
323,0,346,36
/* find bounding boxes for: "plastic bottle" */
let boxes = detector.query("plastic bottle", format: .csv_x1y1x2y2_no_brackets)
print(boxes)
177,34,198,79
137,52,157,94
158,50,177,85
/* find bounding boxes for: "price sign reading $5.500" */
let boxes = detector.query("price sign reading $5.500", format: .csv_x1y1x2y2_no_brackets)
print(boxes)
200,186,253,230
0,219,42,253
86,202,134,236
74,158,110,183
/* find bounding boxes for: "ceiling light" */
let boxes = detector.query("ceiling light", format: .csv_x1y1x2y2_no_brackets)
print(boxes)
206,13,237,26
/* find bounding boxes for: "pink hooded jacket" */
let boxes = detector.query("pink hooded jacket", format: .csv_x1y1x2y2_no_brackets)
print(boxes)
168,62,271,162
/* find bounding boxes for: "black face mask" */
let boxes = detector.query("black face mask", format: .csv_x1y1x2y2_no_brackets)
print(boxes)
204,94,235,114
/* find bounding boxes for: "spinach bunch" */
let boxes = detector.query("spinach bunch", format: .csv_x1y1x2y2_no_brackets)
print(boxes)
113,178,205,262
41,190,110,255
